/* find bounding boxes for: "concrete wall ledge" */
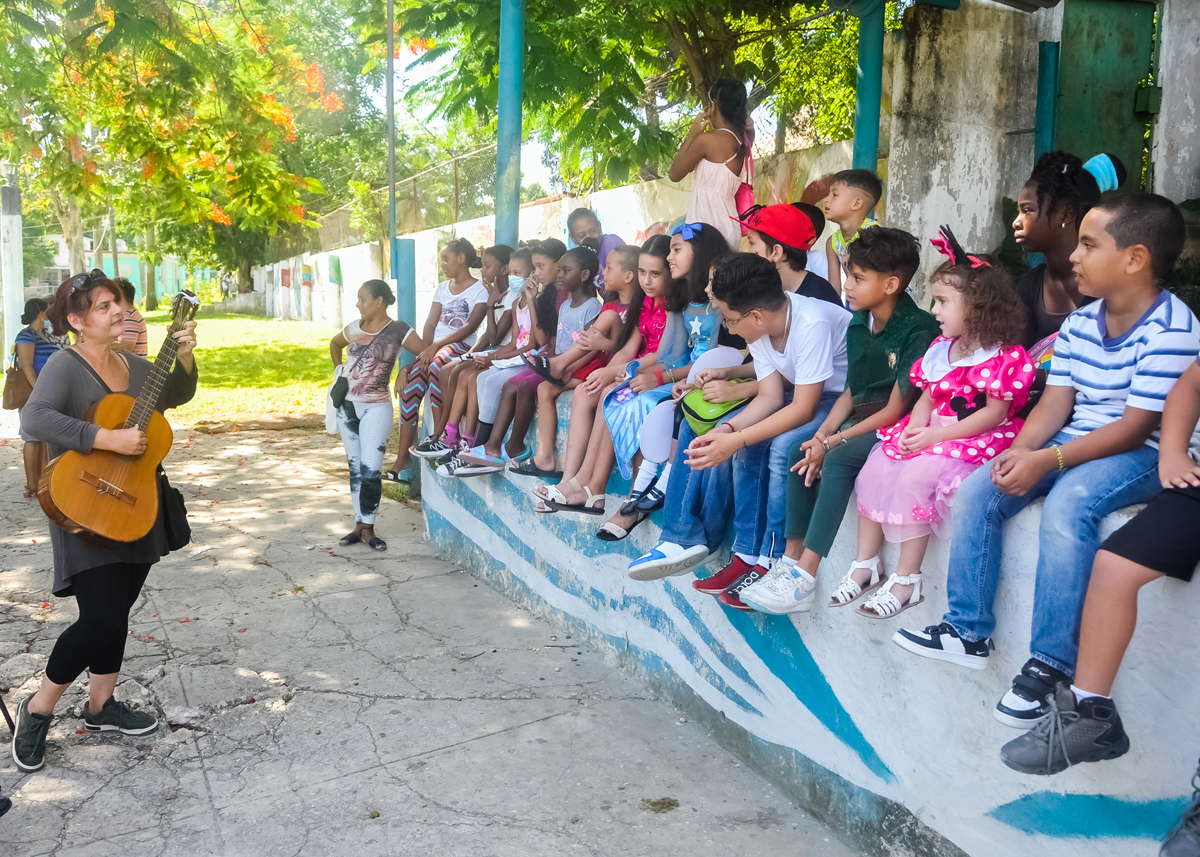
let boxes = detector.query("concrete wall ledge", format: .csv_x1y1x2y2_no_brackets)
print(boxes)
420,390,1198,857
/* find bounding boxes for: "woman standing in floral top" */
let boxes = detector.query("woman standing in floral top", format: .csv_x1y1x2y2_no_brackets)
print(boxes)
329,280,423,551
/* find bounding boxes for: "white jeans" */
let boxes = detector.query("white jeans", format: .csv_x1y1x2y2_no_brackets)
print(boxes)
336,400,394,524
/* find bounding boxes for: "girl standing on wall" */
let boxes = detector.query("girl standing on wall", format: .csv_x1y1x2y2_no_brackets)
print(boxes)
388,238,487,480
670,78,751,250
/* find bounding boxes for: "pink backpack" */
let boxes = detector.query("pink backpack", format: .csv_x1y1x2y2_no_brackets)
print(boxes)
734,144,755,235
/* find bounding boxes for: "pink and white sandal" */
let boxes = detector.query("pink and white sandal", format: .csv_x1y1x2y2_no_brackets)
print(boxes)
828,556,886,607
856,572,924,619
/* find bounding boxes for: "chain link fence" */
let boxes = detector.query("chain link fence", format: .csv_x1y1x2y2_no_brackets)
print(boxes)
317,144,498,253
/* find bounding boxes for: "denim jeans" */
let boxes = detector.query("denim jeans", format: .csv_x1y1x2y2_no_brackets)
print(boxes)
944,431,1162,674
659,391,836,560
731,392,837,560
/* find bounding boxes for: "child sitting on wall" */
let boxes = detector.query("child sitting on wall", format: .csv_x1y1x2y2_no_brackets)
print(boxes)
743,202,840,306
511,243,644,482
895,193,1200,732
696,226,939,610
418,244,516,455
628,252,850,581
531,234,689,517
823,169,882,295
821,233,1032,620
433,248,540,476
388,238,488,481
461,245,603,472
1000,327,1200,775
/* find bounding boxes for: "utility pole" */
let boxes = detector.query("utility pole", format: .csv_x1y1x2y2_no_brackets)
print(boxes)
143,226,158,311
108,204,119,278
0,178,23,357
494,0,525,246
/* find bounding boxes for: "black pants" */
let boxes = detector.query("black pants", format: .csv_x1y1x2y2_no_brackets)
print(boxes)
45,562,151,685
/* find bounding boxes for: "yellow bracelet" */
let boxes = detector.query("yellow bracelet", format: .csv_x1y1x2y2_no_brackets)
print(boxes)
1051,445,1065,471
739,430,749,448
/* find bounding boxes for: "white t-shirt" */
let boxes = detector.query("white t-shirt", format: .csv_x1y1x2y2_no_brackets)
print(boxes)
432,279,489,345
748,291,850,395
804,248,829,284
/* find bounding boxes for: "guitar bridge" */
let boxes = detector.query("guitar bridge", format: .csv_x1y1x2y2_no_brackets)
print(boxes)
81,471,138,507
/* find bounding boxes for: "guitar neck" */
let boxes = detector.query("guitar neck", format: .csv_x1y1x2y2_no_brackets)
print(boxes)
124,321,184,431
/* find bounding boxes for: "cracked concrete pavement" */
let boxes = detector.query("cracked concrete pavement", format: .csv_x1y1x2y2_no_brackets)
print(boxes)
0,415,858,857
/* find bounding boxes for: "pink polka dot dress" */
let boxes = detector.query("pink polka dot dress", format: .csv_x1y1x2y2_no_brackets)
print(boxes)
855,336,1035,542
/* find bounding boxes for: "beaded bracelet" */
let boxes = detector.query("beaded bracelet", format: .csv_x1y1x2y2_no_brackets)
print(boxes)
1051,445,1065,471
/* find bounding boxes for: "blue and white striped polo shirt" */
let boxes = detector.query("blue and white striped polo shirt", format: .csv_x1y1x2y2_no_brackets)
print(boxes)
1048,290,1200,447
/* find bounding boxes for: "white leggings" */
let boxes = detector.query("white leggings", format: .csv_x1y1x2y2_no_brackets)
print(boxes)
639,347,745,463
337,400,394,525
476,364,527,423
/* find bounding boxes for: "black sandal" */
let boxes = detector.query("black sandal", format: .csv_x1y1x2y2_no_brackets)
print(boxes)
596,513,647,542
368,536,388,552
508,460,564,479
523,353,564,386
339,532,362,546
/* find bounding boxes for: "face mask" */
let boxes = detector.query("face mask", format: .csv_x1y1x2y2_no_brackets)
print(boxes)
507,274,526,296
43,319,52,332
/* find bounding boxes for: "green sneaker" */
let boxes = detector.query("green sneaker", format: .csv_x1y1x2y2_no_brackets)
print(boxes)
83,697,158,736
12,697,52,772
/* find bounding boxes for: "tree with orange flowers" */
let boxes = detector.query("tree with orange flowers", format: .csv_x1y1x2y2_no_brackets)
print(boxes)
0,0,345,291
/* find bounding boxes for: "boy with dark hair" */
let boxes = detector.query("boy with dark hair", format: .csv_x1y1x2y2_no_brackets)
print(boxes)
895,193,1200,731
999,356,1200,774
741,203,840,306
111,276,148,357
565,207,624,292
824,169,882,294
628,253,850,582
733,226,939,613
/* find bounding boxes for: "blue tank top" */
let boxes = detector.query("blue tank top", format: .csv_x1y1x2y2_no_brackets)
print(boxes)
683,303,719,362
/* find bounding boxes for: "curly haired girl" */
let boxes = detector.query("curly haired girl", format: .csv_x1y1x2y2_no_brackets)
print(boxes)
843,228,1035,619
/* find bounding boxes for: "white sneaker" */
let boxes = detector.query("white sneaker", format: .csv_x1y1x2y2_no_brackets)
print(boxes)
738,558,789,601
628,542,709,581
740,566,817,614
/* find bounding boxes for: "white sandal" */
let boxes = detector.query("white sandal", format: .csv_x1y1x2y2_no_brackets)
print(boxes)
856,572,924,619
531,481,570,512
828,556,886,607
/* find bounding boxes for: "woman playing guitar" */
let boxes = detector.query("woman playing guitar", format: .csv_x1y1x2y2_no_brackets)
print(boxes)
11,271,197,773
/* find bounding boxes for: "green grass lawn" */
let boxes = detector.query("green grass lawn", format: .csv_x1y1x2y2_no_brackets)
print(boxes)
144,309,334,424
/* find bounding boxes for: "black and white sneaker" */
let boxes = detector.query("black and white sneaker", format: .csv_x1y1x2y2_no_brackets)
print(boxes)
994,658,1073,729
893,622,993,670
412,435,449,459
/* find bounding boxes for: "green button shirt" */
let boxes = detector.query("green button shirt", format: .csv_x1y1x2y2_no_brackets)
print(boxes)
844,291,941,425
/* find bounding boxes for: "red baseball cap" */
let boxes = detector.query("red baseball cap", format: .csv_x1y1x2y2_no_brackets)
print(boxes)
735,204,819,251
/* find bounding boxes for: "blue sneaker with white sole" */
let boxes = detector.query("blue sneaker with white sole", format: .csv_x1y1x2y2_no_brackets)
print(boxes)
628,542,709,581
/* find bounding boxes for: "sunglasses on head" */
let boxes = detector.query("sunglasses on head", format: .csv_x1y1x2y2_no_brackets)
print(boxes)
68,269,107,292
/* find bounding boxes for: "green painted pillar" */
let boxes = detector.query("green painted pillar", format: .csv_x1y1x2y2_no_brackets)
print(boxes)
1035,41,1060,160
851,0,886,170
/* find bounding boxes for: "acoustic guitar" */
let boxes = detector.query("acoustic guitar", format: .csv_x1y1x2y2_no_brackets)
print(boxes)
38,291,199,542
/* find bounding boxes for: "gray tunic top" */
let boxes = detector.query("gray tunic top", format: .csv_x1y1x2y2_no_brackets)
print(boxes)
22,349,198,596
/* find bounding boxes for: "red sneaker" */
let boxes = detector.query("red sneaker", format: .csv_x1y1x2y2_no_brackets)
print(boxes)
692,556,755,595
716,567,769,612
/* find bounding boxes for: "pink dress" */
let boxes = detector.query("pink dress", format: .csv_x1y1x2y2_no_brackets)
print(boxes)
686,128,746,249
855,337,1035,541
